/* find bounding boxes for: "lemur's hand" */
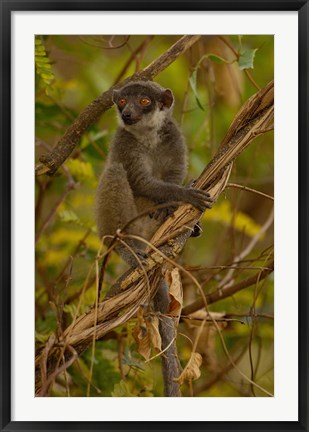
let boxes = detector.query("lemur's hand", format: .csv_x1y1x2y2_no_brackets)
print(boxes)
184,188,214,212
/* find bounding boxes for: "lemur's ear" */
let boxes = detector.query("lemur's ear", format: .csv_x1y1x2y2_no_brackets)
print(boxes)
160,89,174,109
112,89,120,104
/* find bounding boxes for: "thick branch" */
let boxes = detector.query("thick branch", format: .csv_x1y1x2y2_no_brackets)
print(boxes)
35,35,201,176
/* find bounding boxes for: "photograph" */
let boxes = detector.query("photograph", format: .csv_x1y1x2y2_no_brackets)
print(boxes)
2,2,308,430
34,34,275,398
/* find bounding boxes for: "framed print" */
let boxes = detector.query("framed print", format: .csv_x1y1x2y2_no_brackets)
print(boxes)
1,1,308,431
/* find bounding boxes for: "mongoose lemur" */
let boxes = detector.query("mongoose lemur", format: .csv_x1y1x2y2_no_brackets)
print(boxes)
95,81,212,396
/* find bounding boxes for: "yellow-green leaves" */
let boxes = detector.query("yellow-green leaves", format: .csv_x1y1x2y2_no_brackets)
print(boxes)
58,209,80,224
66,159,96,187
35,36,55,93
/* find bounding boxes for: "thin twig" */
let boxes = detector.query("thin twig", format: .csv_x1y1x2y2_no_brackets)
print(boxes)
244,69,261,90
217,209,274,289
182,261,274,316
226,183,274,201
113,36,155,85
79,35,130,50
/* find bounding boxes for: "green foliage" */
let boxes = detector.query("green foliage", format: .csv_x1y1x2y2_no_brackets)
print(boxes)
35,36,55,93
58,209,81,224
112,380,136,397
35,311,57,343
66,159,96,187
66,343,121,397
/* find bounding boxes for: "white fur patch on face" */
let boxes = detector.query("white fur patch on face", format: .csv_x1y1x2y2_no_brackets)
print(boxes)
116,110,125,128
145,109,166,130
118,107,168,147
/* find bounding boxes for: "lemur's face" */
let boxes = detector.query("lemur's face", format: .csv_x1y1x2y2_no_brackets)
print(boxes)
112,82,173,128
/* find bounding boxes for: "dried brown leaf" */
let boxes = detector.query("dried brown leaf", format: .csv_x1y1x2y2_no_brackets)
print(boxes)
166,268,183,318
186,310,228,330
132,308,162,360
175,352,203,385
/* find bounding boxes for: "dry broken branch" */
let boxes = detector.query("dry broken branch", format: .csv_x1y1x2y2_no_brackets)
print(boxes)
35,80,274,393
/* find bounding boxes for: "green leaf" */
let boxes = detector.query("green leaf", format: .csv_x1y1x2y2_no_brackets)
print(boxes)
188,52,232,112
37,63,52,71
58,209,80,223
41,72,54,80
238,48,258,70
66,159,96,185
123,347,145,370
208,53,230,64
35,331,51,344
63,303,78,318
35,45,45,52
189,70,205,111
189,70,197,95
35,56,50,64
112,380,135,397
44,86,52,96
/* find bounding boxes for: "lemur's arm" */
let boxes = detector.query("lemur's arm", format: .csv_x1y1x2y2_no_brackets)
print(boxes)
123,156,212,212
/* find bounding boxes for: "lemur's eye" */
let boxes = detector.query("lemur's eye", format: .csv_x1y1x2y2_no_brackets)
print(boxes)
140,97,151,106
118,98,126,107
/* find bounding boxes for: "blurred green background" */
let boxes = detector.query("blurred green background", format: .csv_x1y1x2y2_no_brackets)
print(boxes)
35,35,274,397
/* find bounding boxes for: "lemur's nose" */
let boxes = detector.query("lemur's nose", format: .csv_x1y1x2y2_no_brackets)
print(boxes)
122,112,131,120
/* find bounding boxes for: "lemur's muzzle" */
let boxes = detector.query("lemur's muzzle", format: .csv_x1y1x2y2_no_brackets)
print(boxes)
122,112,140,125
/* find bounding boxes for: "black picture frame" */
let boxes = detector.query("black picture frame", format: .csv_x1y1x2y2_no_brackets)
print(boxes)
1,1,308,431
